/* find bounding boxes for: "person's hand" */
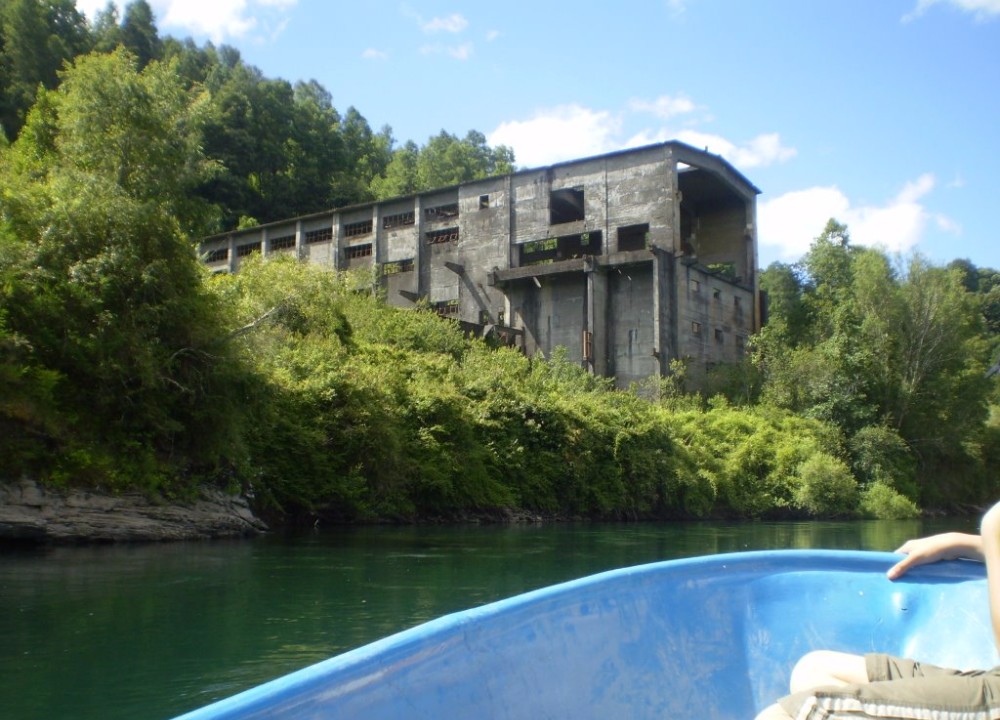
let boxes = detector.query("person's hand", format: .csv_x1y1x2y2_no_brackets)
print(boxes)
886,532,982,580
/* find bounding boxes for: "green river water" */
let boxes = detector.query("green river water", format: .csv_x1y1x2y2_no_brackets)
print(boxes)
0,518,978,720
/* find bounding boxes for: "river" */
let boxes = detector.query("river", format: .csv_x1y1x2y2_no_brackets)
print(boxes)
0,518,978,720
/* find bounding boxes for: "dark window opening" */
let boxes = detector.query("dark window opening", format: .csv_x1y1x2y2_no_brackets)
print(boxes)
382,258,415,275
305,227,333,244
236,242,261,257
425,203,459,221
383,211,415,230
714,328,724,343
707,261,737,280
344,219,373,238
520,230,602,266
434,299,460,317
345,244,373,259
479,194,490,209
426,227,459,245
206,247,229,262
550,187,585,224
713,288,722,300
270,234,295,251
617,223,649,252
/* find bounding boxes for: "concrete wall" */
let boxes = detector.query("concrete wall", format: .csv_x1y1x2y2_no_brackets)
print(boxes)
456,178,510,325
676,262,755,370
516,274,588,361
608,264,658,387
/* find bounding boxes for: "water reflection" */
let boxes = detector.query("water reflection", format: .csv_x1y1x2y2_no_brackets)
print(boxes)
0,518,976,720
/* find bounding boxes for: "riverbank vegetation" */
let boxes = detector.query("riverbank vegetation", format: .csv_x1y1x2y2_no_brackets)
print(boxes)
2,1,999,523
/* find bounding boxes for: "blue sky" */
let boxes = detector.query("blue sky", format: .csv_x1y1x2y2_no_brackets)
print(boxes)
76,0,1000,271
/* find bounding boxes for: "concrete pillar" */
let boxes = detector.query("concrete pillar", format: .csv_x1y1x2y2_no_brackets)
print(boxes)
331,213,342,270
414,195,424,301
587,263,608,377
372,205,381,264
652,248,677,377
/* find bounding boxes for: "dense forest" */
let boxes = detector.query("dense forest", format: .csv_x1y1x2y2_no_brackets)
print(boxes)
2,0,999,524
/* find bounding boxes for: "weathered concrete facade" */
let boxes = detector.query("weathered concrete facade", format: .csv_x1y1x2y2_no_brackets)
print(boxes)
201,141,761,388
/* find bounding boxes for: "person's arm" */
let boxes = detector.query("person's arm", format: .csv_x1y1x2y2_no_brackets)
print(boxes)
886,531,984,580
979,502,1000,651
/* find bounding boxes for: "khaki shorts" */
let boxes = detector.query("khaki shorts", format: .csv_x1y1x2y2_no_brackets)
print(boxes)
778,653,1000,719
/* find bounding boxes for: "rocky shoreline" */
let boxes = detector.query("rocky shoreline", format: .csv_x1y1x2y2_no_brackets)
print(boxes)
0,479,268,544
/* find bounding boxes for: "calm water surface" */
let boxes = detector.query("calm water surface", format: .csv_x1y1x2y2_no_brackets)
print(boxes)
0,518,977,720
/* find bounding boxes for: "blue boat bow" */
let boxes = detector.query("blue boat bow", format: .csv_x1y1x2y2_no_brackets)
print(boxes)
173,549,997,720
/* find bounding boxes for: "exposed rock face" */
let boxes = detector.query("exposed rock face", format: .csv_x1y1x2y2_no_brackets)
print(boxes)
0,479,267,543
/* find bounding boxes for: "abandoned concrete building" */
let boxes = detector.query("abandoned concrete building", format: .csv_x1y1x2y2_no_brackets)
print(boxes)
200,141,761,388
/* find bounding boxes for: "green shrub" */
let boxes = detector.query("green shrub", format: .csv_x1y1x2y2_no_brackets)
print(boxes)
848,425,917,499
793,452,858,517
859,481,921,519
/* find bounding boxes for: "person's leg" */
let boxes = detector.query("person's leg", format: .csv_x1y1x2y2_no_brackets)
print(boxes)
789,650,868,692
755,651,869,719
764,655,1000,720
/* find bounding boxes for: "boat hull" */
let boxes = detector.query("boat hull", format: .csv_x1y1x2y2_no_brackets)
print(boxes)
173,550,996,720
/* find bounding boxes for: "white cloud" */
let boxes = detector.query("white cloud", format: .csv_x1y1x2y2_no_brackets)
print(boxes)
757,187,850,260
758,173,960,261
904,0,1000,21
75,0,297,43
74,0,110,18
421,13,468,33
488,105,623,167
674,130,797,168
362,48,389,61
489,99,796,172
486,30,501,42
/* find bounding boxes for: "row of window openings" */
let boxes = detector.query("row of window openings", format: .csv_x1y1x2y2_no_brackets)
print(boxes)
341,223,463,244
220,215,639,264
221,218,643,264
690,279,744,307
337,197,488,238
344,228,459,260
223,182,703,256
219,231,454,262
224,230,456,263
691,322,746,347
519,224,648,266
434,299,460,317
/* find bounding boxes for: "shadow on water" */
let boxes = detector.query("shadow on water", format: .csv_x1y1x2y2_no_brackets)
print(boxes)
0,517,977,720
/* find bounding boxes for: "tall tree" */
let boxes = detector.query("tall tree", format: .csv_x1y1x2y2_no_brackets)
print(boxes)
416,129,514,189
119,0,161,68
754,219,993,502
0,0,91,140
89,1,121,53
0,48,238,487
287,79,344,212
330,106,392,207
371,140,420,199
370,130,515,201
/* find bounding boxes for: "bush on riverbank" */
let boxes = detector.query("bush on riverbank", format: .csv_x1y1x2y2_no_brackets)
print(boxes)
215,258,921,523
